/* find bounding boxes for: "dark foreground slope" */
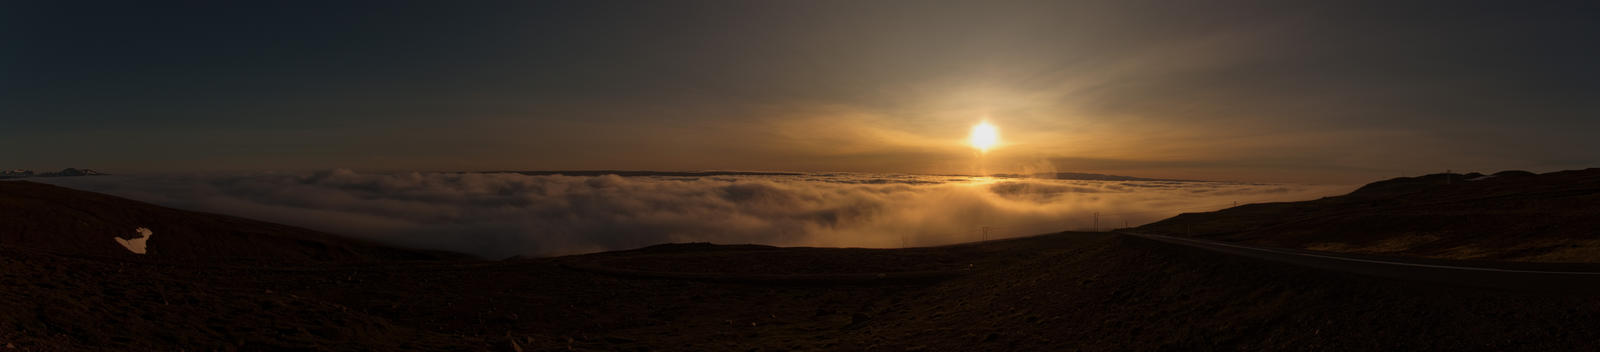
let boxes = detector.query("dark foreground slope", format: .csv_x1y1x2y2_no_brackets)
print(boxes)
0,181,463,263
8,231,1600,351
9,182,1600,350
1136,168,1600,262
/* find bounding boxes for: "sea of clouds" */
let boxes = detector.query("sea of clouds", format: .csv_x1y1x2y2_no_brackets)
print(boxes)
36,170,1352,258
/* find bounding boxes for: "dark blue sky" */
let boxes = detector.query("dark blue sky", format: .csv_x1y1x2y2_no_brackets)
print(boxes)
5,0,1599,183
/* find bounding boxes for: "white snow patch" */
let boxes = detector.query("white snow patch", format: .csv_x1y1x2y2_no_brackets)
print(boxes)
115,227,153,254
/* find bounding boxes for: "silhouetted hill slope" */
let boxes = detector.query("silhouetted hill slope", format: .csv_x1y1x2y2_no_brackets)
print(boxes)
1135,168,1600,262
11,181,1600,350
10,232,1600,351
0,181,464,263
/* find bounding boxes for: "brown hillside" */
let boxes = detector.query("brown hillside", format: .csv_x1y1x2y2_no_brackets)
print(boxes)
0,181,464,263
1135,168,1600,262
9,232,1600,351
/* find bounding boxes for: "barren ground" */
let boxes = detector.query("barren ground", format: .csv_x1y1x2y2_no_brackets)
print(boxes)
7,232,1600,351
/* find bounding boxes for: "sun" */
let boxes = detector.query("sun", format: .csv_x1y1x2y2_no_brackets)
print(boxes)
968,121,999,152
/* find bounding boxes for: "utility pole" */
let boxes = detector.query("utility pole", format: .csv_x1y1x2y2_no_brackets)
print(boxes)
1092,212,1099,232
981,226,991,241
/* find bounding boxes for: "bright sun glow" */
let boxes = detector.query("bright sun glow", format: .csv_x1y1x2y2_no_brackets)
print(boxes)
968,121,999,152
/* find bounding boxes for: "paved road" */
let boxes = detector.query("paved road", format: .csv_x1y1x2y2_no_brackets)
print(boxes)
1120,231,1600,292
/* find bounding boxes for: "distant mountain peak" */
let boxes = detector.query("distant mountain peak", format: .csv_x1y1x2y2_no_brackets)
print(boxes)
0,168,106,179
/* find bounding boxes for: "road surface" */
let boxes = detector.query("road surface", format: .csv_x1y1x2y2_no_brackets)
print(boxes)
1120,231,1600,292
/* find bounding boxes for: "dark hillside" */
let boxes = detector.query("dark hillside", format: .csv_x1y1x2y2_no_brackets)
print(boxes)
1135,169,1600,262
9,232,1600,351
0,181,464,263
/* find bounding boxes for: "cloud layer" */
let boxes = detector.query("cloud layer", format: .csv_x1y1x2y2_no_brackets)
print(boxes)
37,171,1351,258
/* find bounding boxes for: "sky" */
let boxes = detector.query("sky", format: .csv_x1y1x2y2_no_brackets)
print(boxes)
6,0,1600,184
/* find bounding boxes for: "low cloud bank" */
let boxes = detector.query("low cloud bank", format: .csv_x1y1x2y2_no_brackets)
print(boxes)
36,171,1351,258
